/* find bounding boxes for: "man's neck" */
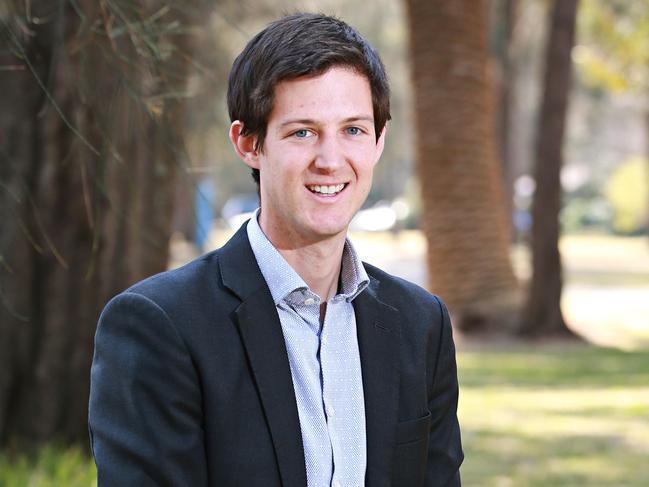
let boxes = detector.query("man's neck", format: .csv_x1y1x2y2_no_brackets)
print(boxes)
277,239,345,302
260,220,347,302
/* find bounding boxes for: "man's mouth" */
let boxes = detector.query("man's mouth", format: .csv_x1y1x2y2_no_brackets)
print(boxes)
306,183,346,196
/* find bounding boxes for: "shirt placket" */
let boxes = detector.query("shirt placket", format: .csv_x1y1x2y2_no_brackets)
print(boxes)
285,291,334,487
320,297,366,487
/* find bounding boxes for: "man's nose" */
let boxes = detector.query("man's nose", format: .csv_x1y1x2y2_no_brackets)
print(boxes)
313,134,344,171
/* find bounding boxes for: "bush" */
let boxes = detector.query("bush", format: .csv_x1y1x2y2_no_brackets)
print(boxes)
561,196,613,233
605,156,649,234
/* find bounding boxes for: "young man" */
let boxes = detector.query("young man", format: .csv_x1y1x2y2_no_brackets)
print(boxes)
89,13,463,487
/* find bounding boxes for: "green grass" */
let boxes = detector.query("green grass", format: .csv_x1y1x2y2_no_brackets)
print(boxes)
1,343,647,486
457,342,649,486
0,445,96,487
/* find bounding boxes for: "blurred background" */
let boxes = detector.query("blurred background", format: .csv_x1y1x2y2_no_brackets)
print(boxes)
1,0,648,485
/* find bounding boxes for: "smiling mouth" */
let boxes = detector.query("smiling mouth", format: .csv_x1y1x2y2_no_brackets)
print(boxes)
306,183,347,196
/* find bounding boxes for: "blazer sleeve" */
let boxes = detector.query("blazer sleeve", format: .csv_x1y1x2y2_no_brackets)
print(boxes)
425,296,463,486
89,291,208,486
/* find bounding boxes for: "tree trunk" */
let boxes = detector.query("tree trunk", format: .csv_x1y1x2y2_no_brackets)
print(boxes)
405,0,520,333
0,0,200,448
494,0,517,226
520,0,579,337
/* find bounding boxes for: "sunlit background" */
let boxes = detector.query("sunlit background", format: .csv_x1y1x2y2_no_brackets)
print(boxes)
1,0,648,485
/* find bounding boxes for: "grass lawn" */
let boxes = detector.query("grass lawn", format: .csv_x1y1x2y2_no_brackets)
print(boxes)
0,445,96,487
457,341,649,486
1,343,646,486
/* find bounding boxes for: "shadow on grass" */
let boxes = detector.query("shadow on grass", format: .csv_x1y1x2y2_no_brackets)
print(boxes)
462,428,643,487
457,342,649,486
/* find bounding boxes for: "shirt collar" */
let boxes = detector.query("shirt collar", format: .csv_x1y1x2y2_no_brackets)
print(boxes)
246,209,369,305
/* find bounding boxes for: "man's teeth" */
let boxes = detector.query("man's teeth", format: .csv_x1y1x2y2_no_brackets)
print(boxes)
308,184,345,195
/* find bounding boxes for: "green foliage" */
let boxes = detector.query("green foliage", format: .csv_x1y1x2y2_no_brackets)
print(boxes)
576,0,649,92
458,342,649,486
0,445,96,487
605,156,648,234
561,196,612,233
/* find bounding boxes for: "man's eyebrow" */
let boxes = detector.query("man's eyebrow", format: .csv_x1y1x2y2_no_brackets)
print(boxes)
278,116,375,128
342,116,374,124
278,118,317,128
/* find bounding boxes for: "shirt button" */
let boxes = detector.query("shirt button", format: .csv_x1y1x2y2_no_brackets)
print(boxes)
327,406,335,417
333,481,341,487
322,336,328,345
304,297,315,305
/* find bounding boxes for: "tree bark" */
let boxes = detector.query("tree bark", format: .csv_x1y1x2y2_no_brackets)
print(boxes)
494,0,517,225
405,0,520,333
0,0,201,448
520,0,579,337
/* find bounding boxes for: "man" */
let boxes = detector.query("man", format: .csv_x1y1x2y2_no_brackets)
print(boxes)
89,13,463,487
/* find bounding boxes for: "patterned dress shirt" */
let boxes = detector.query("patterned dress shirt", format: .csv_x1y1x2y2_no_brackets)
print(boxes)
247,211,369,487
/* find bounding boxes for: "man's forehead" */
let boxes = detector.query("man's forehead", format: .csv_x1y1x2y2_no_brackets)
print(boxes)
272,66,371,96
268,67,374,121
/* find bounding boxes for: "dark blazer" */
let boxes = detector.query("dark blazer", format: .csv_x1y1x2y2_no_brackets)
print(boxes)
89,224,463,486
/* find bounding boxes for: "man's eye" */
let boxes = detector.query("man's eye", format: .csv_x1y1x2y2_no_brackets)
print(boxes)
293,129,311,138
346,127,362,135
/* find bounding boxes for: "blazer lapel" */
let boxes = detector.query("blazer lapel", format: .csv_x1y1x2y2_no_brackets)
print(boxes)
354,277,402,486
220,225,307,487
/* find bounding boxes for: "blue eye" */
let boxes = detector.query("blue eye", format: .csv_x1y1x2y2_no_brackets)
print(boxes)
346,127,361,135
294,129,310,138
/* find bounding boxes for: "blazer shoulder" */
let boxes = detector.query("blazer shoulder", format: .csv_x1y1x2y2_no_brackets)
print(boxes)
123,250,222,306
363,262,450,336
362,261,446,315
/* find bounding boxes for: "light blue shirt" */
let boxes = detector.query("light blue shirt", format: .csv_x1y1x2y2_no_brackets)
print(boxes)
247,211,368,487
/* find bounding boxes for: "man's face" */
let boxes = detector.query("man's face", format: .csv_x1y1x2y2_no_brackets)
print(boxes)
245,66,385,247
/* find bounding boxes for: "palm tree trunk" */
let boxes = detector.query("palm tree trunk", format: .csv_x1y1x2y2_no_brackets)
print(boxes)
405,0,520,332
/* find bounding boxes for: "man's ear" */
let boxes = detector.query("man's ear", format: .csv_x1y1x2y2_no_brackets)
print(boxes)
229,121,260,169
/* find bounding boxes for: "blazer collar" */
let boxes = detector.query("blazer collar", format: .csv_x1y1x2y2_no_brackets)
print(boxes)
220,223,307,487
219,222,267,299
